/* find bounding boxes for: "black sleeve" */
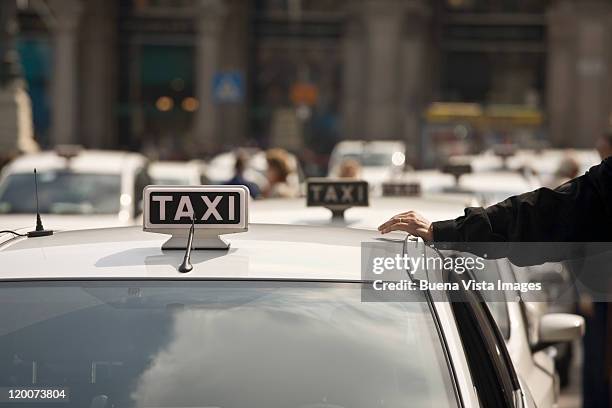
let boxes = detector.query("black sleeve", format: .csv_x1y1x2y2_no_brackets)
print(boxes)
432,157,612,243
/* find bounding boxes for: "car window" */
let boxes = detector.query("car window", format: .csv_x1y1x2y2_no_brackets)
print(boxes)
446,271,519,408
485,301,511,340
471,260,511,340
0,172,121,215
0,281,459,408
341,153,392,167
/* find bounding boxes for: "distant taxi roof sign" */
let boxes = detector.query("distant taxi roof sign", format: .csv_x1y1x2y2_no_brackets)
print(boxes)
306,178,368,218
382,181,421,197
143,185,249,250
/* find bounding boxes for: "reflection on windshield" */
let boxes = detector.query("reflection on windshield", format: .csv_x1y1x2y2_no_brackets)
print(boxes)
0,282,457,408
0,172,121,214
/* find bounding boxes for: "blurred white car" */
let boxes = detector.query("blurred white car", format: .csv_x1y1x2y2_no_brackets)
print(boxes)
456,171,542,205
439,162,542,206
0,148,150,231
507,148,600,177
447,151,505,172
510,262,579,388
328,140,407,188
148,160,205,185
473,258,584,406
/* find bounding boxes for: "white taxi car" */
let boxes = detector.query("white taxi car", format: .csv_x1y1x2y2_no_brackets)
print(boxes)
507,148,600,177
468,257,584,407
0,185,539,408
0,148,150,231
328,140,407,191
148,160,206,186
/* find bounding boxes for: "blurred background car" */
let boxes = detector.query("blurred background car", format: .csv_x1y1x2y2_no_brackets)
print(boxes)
512,262,580,389
328,140,407,189
0,147,149,230
148,160,206,185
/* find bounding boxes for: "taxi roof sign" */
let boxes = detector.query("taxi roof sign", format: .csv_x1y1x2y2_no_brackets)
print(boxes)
382,181,421,197
143,185,249,250
306,178,368,219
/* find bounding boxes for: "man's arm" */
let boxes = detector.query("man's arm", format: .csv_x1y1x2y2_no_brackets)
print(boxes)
379,158,612,242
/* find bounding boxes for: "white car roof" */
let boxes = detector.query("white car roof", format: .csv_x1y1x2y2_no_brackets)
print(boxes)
458,171,539,194
507,148,600,175
0,224,401,281
148,161,202,183
250,194,475,228
332,140,406,155
3,150,148,175
448,153,504,172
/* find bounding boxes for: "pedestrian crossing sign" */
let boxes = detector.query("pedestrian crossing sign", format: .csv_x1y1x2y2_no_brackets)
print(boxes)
213,71,244,104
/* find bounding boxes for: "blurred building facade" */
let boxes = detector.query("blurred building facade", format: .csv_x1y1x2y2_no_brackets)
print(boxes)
12,0,612,160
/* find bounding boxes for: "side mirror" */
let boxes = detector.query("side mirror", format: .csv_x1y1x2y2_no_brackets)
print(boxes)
537,313,584,348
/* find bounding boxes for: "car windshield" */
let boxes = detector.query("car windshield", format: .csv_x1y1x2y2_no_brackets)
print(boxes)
0,172,121,215
0,281,458,408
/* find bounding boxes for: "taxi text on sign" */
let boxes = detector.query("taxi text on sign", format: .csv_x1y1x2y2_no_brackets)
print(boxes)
306,179,369,208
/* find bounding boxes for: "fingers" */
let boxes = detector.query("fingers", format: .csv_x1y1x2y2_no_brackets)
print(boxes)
378,211,417,232
379,222,414,235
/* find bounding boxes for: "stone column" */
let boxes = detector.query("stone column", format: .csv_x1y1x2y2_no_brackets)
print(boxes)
78,0,116,149
490,54,536,104
400,1,430,165
547,0,580,147
341,4,365,139
363,0,404,140
0,0,37,157
218,0,248,148
572,1,612,148
194,0,226,153
48,0,82,146
547,0,612,148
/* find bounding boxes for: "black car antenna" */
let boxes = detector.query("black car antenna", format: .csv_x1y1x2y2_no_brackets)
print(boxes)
178,216,195,273
27,169,53,238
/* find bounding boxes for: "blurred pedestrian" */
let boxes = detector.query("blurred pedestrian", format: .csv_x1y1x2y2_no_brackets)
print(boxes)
596,130,612,160
264,148,298,198
225,151,261,198
547,155,580,188
337,158,361,179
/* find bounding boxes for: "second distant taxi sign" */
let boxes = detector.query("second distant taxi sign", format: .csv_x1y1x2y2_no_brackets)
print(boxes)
307,179,369,207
